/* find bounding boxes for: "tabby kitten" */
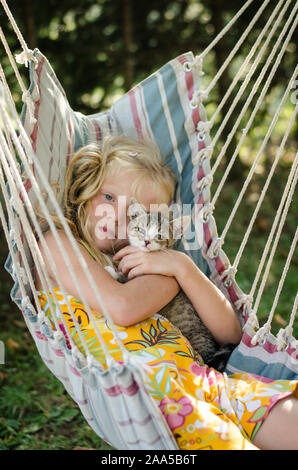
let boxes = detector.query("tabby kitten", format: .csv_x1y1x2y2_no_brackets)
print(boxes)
127,198,235,372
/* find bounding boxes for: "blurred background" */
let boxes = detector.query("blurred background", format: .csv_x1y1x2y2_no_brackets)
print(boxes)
0,0,297,449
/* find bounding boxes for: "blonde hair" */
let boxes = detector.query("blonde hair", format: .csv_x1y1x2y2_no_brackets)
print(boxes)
38,135,176,266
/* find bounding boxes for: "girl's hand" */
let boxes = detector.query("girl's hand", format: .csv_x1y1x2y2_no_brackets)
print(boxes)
113,245,186,280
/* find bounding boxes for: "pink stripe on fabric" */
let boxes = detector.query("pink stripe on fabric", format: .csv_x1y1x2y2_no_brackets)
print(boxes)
197,166,205,181
35,330,48,341
52,347,65,357
70,365,81,377
128,89,143,140
66,114,72,164
30,56,45,153
241,332,257,348
117,415,153,426
23,177,32,194
177,54,193,100
203,222,212,248
178,54,201,150
48,97,57,183
226,283,239,304
241,331,279,355
92,120,101,143
241,331,298,365
104,379,140,397
41,356,54,365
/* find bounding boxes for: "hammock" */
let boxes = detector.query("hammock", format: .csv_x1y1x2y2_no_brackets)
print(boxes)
0,0,297,450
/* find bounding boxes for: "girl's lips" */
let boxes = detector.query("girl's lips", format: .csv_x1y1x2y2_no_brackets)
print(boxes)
99,225,115,237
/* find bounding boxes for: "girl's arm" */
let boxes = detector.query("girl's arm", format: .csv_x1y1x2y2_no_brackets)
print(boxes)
114,246,242,345
37,231,179,327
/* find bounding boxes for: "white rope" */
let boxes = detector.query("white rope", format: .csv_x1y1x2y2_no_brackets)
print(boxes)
203,0,274,97
0,68,79,349
0,0,37,66
266,225,297,326
0,88,107,358
288,293,298,334
208,0,285,135
0,76,127,363
0,125,79,353
244,152,298,333
250,160,297,345
0,166,40,315
210,0,296,176
199,0,256,59
250,152,298,301
271,228,298,350
0,27,36,126
211,3,298,205
223,74,298,264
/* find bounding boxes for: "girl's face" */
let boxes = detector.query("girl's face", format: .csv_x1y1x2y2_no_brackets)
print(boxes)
89,170,164,253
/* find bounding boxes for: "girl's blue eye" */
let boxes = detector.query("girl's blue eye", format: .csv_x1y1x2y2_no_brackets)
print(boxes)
105,194,113,201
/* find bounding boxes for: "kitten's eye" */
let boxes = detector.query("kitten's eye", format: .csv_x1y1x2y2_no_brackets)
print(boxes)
155,234,163,241
135,227,145,236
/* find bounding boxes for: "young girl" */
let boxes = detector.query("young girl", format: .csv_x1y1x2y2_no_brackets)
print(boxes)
36,135,298,450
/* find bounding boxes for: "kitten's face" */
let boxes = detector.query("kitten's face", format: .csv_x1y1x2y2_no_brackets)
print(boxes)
128,212,171,251
127,198,190,251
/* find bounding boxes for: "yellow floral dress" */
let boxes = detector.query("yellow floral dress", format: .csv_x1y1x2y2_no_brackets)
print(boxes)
37,288,298,450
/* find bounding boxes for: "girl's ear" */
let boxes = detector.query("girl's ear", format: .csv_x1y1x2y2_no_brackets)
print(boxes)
172,215,191,240
128,197,147,219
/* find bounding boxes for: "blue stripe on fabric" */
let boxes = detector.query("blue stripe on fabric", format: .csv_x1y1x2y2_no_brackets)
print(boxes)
72,112,89,151
142,72,178,177
159,63,194,207
159,63,209,274
226,349,298,380
142,61,209,274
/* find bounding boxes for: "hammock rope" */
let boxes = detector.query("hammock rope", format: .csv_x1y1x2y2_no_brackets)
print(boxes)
224,88,298,287
251,160,298,343
0,54,127,363
211,2,298,191
202,0,282,113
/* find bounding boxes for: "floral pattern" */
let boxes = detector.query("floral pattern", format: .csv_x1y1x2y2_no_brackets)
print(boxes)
160,396,194,430
37,288,298,450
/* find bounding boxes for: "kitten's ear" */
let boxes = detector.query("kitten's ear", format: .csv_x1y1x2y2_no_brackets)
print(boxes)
128,197,147,219
172,215,191,240
130,197,138,205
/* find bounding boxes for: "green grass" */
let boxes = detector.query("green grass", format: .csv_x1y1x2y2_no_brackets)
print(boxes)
212,166,297,337
0,305,112,450
0,166,296,450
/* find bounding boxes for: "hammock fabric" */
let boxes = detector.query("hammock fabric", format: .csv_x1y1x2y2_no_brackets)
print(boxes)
0,0,297,451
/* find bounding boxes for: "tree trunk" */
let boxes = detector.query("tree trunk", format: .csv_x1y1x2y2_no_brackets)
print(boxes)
23,0,37,49
122,0,135,91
